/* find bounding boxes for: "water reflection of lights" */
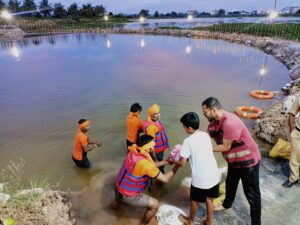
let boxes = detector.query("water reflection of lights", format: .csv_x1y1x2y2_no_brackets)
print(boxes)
139,16,145,23
10,46,20,58
187,15,193,21
185,45,191,54
259,68,267,76
140,39,145,48
106,39,111,48
104,15,109,21
1,10,13,20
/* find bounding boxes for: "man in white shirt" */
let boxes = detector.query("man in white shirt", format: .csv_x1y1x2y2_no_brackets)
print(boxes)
171,112,220,225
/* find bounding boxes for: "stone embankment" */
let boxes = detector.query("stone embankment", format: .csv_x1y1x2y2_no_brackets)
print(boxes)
0,25,24,39
0,184,74,225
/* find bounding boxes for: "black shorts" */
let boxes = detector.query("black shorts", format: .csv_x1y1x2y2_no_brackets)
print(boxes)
190,183,219,203
72,156,91,168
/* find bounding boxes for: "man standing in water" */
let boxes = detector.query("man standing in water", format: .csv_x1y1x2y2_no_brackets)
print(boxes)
126,103,144,148
144,103,169,172
113,134,179,225
202,97,261,225
72,119,102,168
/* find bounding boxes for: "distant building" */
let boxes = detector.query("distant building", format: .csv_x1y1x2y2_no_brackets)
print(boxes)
281,7,300,14
257,9,267,16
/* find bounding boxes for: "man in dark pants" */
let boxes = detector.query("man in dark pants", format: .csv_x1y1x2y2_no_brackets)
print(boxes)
202,97,261,225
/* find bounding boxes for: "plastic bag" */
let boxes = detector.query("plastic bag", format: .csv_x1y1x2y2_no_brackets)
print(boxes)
269,138,291,160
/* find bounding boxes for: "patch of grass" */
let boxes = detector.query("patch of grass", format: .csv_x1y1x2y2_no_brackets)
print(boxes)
193,23,300,41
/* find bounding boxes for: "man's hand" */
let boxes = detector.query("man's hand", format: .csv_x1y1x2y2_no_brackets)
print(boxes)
95,141,102,147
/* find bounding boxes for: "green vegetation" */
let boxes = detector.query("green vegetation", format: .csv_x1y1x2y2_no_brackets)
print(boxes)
0,159,58,224
193,23,300,41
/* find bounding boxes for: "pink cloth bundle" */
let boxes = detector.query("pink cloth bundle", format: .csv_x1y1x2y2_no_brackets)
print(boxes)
169,144,182,161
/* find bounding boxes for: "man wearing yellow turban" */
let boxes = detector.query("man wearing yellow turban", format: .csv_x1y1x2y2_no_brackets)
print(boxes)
143,103,169,172
114,134,179,225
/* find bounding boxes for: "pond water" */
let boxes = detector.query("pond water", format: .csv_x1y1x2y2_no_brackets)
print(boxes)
125,17,300,29
0,33,290,223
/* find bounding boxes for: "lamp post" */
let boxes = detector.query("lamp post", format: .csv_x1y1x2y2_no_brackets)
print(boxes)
1,10,13,20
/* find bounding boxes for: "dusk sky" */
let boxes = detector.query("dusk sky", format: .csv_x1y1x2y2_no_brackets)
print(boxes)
55,0,299,14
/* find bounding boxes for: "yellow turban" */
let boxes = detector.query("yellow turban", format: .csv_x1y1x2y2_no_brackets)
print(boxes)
147,103,160,121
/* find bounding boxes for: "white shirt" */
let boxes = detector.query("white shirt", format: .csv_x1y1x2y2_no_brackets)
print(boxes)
180,130,219,189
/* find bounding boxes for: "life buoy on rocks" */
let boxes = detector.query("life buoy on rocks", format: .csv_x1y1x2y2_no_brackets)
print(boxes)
235,106,262,119
250,90,274,99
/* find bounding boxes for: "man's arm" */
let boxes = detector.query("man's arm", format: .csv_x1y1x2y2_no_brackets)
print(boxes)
167,157,187,167
289,113,295,133
156,165,180,183
213,138,233,152
82,144,98,153
88,140,102,147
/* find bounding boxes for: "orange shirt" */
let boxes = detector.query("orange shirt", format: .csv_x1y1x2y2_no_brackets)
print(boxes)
126,112,144,143
72,130,89,160
131,151,160,178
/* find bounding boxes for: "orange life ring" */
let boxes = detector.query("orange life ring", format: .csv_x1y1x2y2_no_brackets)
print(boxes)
250,90,274,99
235,106,263,119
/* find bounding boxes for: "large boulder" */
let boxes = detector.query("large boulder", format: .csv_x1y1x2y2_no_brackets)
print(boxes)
254,100,290,144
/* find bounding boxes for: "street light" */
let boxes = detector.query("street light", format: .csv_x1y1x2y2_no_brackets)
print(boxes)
139,16,145,23
1,10,13,20
269,11,278,19
104,15,109,21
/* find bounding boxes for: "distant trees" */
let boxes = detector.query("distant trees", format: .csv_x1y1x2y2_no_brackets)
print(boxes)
154,11,159,17
217,9,226,16
0,0,6,10
21,0,37,17
0,1,107,19
67,3,78,17
139,9,149,17
39,0,52,17
8,0,21,13
53,3,66,18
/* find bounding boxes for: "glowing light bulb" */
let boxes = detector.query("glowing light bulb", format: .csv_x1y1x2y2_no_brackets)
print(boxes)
269,11,278,19
140,39,145,48
139,16,145,23
106,39,111,48
187,15,193,21
1,10,12,20
185,45,191,54
259,68,267,76
104,15,109,21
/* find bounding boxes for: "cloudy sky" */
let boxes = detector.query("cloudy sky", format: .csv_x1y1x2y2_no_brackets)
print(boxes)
54,0,299,14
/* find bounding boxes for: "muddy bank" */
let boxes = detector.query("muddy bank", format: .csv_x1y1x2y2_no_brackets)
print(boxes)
0,188,74,225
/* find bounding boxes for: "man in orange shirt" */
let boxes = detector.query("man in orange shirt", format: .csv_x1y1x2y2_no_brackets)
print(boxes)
72,119,102,168
126,103,143,148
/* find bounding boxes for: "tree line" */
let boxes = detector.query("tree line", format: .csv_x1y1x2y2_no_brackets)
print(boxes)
0,0,108,18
